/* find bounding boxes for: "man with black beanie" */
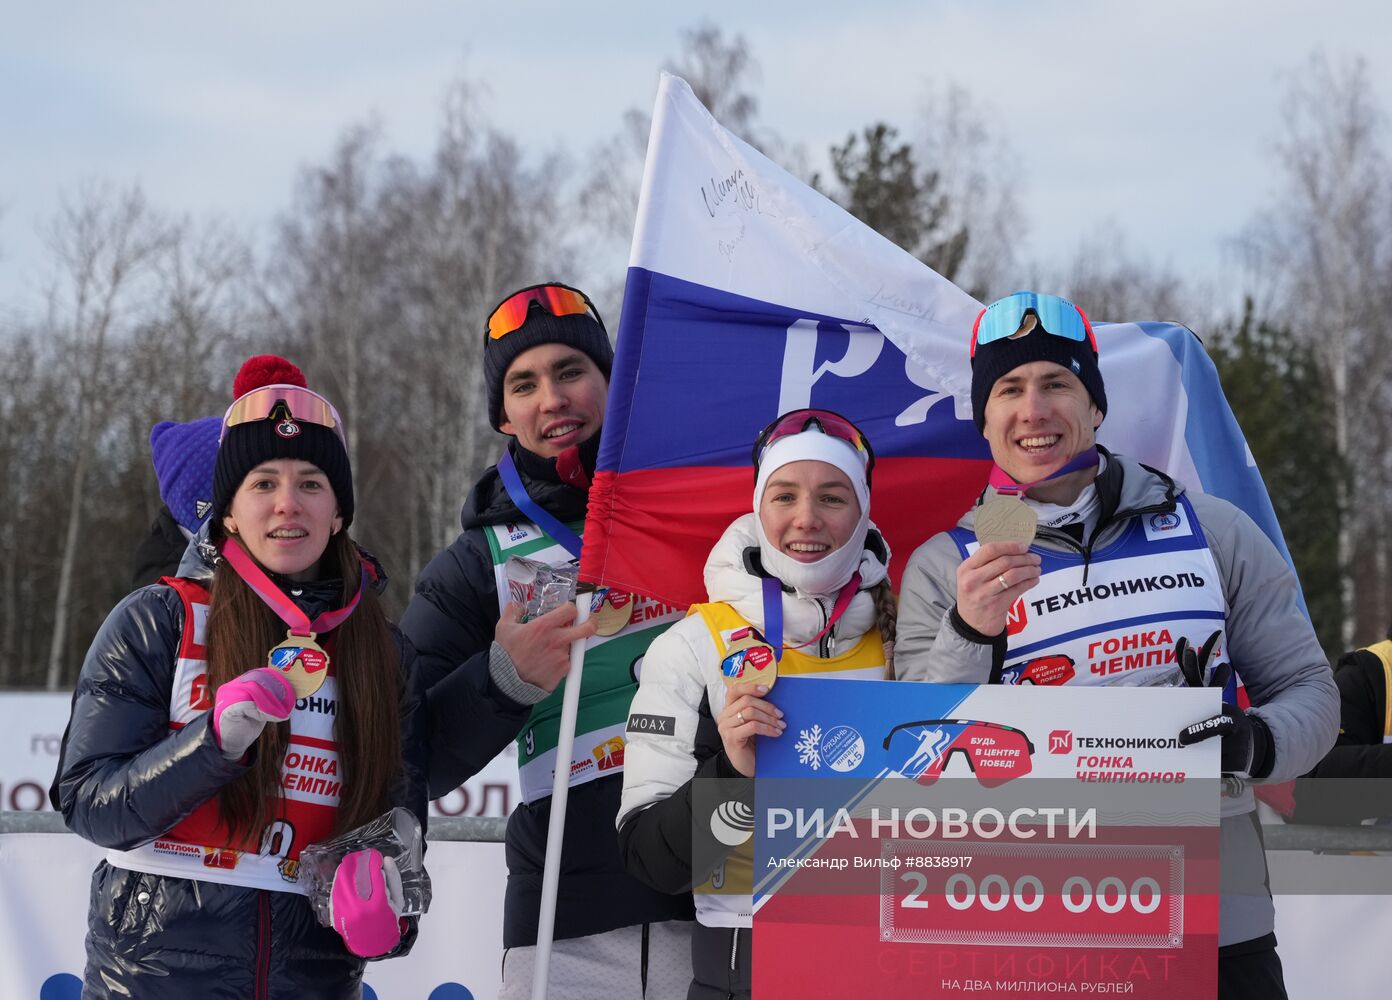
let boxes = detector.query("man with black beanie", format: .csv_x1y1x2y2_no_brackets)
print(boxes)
894,291,1338,999
401,283,693,999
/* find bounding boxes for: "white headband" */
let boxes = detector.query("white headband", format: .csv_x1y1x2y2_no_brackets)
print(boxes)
753,431,869,514
752,428,871,596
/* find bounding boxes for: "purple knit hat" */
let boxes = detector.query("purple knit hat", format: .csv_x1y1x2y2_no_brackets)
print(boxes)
149,416,221,533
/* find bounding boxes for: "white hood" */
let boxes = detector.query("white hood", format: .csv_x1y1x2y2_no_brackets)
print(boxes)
701,513,889,647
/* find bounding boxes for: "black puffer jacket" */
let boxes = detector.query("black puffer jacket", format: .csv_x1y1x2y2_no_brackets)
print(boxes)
129,503,191,590
401,439,693,947
398,447,550,796
55,538,429,1000
1293,645,1392,823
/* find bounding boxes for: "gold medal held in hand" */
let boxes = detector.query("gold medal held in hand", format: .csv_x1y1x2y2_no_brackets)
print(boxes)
719,626,778,690
974,494,1038,546
590,588,635,637
267,631,330,698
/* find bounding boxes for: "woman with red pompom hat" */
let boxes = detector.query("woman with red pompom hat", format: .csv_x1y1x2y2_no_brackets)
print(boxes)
53,355,430,999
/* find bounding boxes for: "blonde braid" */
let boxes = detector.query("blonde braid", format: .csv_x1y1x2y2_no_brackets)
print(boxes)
871,578,898,678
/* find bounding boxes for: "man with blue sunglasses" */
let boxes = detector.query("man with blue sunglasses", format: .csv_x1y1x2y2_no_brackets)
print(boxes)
896,291,1338,999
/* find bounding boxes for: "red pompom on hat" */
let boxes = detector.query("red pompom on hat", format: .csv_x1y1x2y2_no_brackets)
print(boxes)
212,355,354,532
232,354,308,399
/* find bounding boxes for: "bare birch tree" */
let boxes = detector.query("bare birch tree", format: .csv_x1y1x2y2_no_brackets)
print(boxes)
1234,52,1392,645
0,337,41,681
911,83,1025,301
43,184,170,689
372,82,570,584
151,216,255,410
259,81,571,606
1046,222,1192,324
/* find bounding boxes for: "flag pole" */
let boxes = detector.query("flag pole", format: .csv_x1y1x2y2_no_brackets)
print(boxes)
529,72,668,998
530,587,592,1000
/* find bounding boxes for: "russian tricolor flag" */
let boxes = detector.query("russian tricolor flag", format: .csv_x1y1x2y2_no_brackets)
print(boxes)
580,74,1296,610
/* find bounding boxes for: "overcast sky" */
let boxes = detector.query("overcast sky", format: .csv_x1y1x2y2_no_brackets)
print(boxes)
3,1,1389,318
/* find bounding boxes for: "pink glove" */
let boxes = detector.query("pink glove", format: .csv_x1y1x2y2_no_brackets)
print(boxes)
211,668,296,760
331,848,404,957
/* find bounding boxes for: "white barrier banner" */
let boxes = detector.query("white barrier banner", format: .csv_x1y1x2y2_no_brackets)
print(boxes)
0,833,505,1000
0,694,67,812
0,692,521,819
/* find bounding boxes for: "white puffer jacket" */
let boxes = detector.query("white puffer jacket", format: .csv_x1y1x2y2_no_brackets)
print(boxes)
618,513,889,928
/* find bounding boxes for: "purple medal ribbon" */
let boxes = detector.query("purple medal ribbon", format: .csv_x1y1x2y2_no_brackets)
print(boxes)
987,446,1100,497
220,538,367,637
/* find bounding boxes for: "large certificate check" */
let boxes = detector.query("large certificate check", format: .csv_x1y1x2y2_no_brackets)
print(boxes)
750,680,1221,998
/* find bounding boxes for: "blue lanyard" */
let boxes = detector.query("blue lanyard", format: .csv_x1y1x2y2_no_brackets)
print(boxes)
761,577,784,654
759,572,861,662
496,450,584,559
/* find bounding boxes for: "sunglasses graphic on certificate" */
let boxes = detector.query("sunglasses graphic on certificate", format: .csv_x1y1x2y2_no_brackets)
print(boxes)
881,719,1035,788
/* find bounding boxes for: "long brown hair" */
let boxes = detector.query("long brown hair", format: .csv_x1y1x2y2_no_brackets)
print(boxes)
205,532,402,846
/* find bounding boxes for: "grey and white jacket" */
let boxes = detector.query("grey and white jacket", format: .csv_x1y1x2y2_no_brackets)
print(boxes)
895,449,1338,947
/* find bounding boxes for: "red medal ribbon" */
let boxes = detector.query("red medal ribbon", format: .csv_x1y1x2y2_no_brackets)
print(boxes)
220,538,367,637
761,571,863,661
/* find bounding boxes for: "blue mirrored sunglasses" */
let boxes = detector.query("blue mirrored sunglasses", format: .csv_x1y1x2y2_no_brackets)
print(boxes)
970,291,1096,358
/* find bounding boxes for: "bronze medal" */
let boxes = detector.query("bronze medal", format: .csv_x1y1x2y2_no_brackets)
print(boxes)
974,493,1038,546
719,626,779,690
590,588,635,637
267,631,330,698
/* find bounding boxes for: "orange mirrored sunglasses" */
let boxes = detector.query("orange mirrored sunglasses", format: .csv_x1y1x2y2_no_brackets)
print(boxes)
485,283,603,341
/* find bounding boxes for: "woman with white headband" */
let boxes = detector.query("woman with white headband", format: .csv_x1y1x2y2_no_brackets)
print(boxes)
616,409,894,1000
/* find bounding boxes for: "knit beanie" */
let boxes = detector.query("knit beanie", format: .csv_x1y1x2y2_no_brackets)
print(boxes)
970,309,1107,432
483,295,614,431
212,355,354,529
149,416,221,533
